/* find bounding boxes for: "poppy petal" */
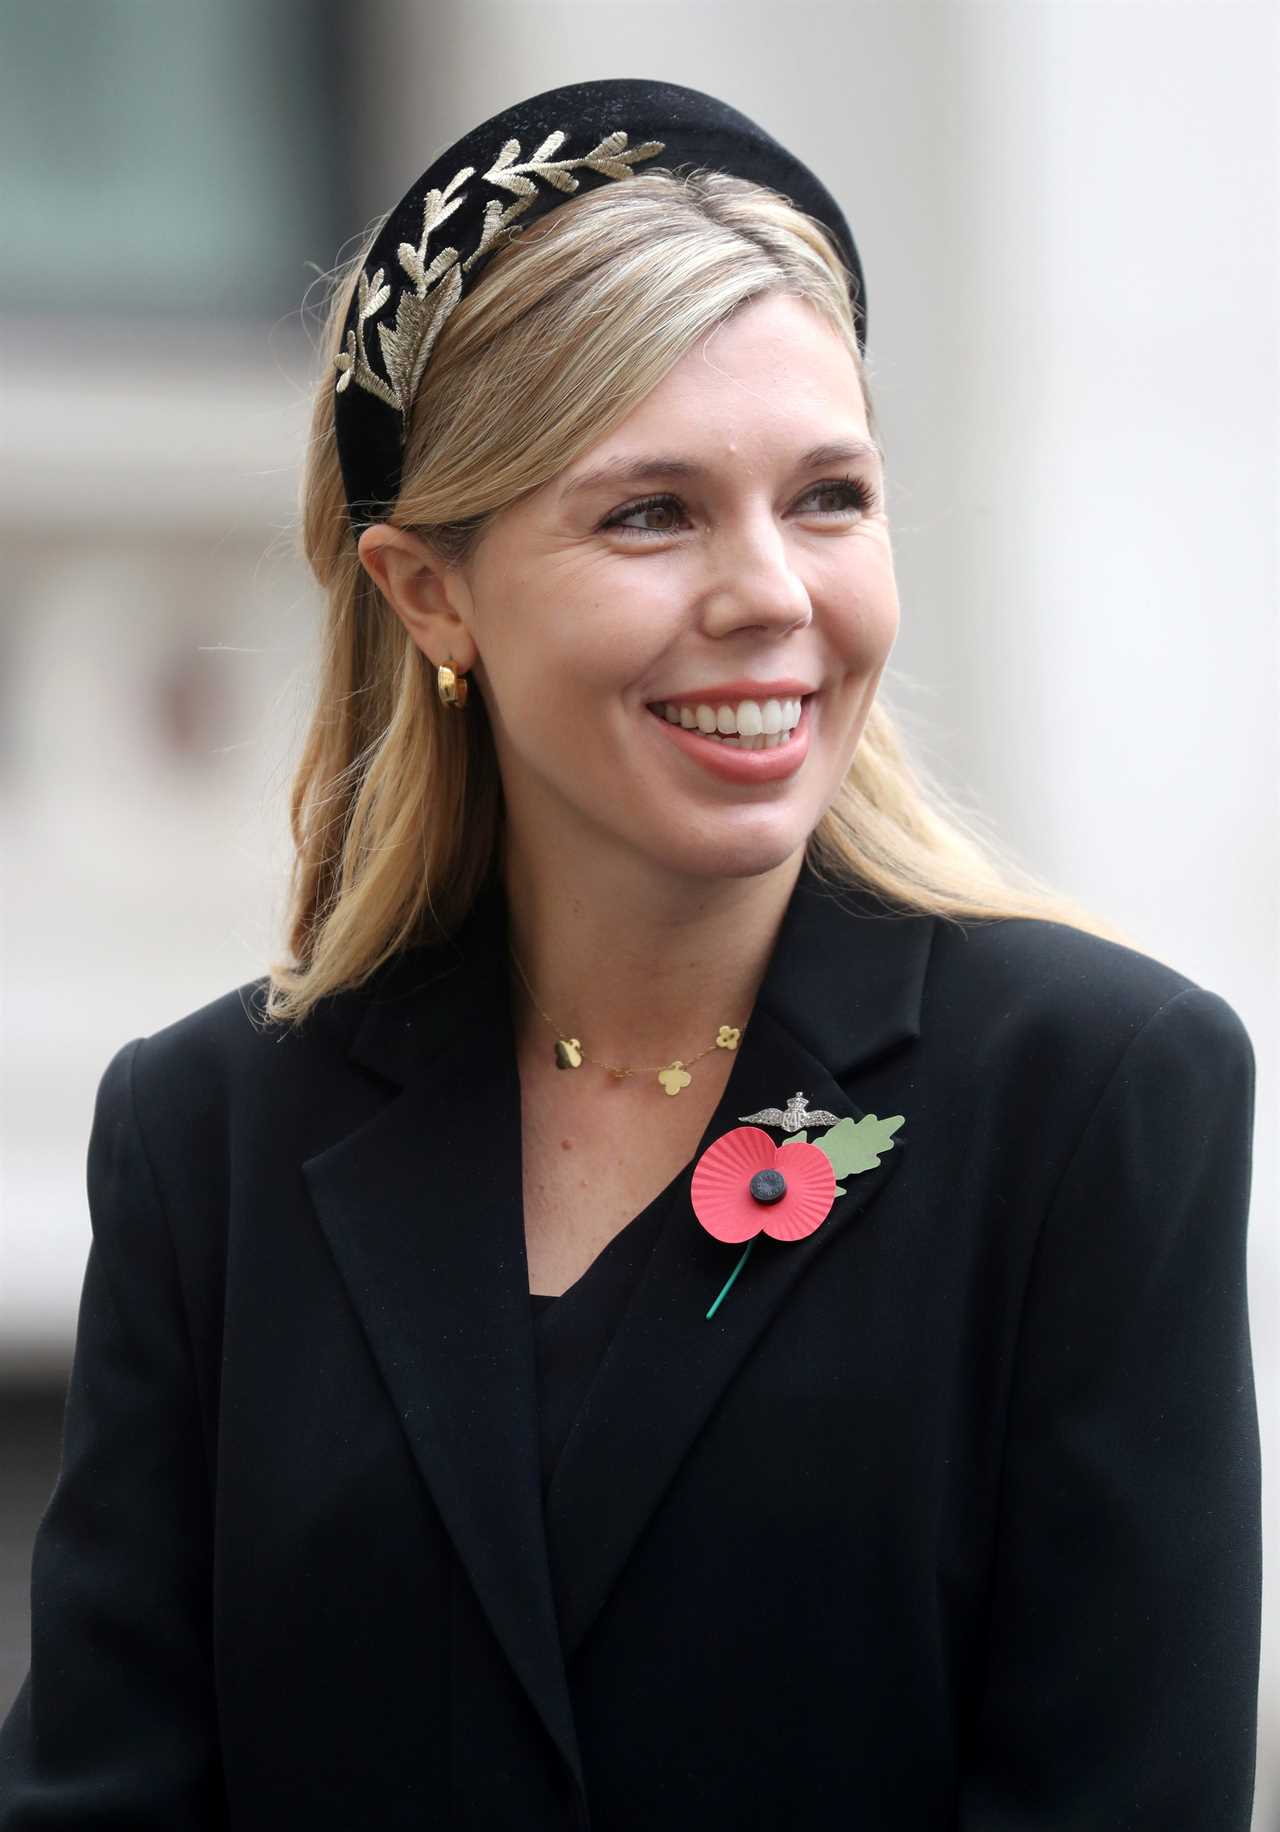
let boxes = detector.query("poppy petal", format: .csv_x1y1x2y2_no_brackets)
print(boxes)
762,1139,837,1240
690,1125,778,1243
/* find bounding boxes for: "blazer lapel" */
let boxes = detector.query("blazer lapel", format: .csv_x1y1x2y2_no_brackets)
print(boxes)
301,862,933,1779
301,880,588,1797
534,872,937,1663
543,869,933,1658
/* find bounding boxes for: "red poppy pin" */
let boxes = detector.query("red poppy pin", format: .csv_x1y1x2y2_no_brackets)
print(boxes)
693,1091,905,1318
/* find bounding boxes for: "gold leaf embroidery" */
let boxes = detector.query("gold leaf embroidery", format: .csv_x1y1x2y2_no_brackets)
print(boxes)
582,130,668,182
337,124,665,417
462,194,528,274
335,267,397,407
378,262,463,409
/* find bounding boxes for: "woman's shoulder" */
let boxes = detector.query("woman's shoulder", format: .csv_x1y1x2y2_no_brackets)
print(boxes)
101,950,424,1135
919,905,1253,1088
121,971,357,1088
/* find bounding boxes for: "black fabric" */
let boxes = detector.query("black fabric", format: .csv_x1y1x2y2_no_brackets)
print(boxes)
333,76,867,535
531,1200,669,1497
0,860,1262,1828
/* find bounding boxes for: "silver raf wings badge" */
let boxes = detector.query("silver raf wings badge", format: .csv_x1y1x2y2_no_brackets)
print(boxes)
738,1090,842,1133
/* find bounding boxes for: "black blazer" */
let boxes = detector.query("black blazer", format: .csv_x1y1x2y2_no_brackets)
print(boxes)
0,864,1262,1829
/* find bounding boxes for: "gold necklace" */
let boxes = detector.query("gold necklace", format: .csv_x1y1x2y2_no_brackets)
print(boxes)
507,946,744,1096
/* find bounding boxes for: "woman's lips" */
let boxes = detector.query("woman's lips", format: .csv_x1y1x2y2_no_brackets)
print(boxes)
645,696,814,784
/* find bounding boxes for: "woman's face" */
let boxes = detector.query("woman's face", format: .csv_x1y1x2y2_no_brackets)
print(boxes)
444,290,899,885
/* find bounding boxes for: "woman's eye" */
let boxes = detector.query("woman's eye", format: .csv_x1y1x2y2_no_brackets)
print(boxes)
799,478,878,515
602,495,688,536
599,477,877,540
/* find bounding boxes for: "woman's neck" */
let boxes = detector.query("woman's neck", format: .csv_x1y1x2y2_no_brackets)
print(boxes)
499,836,805,1071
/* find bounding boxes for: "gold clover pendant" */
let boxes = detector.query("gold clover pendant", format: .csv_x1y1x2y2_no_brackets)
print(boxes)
716,1025,741,1050
658,1061,692,1096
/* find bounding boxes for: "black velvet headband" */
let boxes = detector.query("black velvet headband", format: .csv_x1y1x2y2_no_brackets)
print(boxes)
333,76,867,539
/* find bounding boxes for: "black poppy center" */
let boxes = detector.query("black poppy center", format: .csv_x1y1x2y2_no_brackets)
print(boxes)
749,1167,787,1204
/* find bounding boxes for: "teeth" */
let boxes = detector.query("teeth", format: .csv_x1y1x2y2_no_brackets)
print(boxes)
656,696,805,737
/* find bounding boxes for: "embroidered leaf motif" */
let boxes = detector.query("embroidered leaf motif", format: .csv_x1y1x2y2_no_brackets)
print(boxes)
462,194,532,273
378,261,462,407
582,130,667,181
409,264,463,399
531,130,569,163
483,128,661,198
362,268,391,320
334,268,397,407
486,138,535,197
336,123,665,416
398,173,471,288
424,168,473,230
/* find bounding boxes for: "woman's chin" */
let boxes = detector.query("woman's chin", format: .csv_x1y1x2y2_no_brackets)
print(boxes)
626,814,813,886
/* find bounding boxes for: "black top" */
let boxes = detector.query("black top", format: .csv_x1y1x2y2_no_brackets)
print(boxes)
529,1199,670,1499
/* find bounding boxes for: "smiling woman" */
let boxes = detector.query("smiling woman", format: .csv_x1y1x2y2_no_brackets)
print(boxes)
1,76,1260,1832
281,137,1132,1030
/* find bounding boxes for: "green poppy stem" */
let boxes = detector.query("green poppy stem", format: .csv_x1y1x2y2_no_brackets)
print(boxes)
706,1238,757,1319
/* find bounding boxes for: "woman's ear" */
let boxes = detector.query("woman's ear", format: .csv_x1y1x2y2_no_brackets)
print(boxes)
356,523,478,671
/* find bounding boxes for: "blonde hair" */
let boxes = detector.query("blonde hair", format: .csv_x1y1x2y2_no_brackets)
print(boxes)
266,166,1135,1027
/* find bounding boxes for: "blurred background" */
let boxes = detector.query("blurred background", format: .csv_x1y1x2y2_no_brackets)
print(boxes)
1,0,1276,1818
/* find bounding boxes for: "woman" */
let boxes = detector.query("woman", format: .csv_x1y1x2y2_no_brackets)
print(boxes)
0,76,1261,1829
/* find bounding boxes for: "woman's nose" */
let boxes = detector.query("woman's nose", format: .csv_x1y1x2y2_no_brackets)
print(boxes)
698,513,812,636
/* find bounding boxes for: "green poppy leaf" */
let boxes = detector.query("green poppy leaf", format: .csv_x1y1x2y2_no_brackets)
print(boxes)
812,1112,905,1176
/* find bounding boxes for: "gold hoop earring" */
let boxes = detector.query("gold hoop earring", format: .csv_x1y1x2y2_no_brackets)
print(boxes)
437,658,469,708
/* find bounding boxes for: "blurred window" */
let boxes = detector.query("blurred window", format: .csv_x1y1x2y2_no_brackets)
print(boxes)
0,0,353,324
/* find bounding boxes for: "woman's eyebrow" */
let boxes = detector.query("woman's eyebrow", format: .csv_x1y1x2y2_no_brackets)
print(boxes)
559,438,884,502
